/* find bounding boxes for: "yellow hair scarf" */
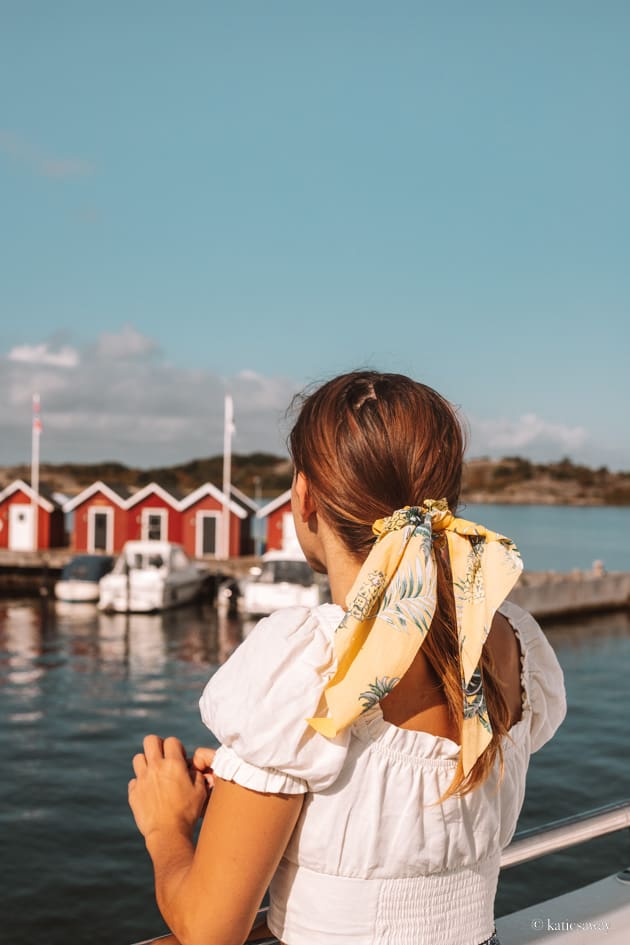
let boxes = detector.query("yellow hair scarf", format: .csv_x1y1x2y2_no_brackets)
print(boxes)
308,500,523,777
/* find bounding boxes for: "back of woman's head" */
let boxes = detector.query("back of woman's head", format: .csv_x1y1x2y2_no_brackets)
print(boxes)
289,371,465,558
290,371,510,798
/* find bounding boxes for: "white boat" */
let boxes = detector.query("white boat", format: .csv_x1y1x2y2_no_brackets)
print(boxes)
98,541,206,613
55,554,115,603
231,549,328,617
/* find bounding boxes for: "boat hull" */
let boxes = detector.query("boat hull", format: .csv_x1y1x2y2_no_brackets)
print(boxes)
241,582,321,616
97,541,206,613
55,579,101,603
98,576,203,613
128,873,630,945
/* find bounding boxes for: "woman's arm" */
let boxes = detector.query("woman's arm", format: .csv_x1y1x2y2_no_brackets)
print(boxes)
129,735,303,945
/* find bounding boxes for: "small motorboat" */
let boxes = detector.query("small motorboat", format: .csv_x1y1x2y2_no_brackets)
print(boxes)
55,554,115,603
228,549,329,617
98,541,206,613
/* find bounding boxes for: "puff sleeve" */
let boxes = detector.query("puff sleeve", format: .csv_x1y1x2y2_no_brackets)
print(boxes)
500,601,567,753
199,605,351,795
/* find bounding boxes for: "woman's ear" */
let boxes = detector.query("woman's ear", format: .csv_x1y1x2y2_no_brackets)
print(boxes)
294,472,317,522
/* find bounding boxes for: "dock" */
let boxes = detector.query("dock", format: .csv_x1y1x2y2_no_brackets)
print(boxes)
0,550,260,599
507,568,630,620
1,551,629,619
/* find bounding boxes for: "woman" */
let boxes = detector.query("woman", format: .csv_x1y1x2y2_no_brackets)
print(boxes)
128,371,566,945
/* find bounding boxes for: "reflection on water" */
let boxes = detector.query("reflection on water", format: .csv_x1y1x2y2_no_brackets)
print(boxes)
1,600,629,945
0,598,251,945
0,598,248,680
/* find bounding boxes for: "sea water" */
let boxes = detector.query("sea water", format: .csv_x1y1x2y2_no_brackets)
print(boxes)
462,503,630,572
1,504,629,944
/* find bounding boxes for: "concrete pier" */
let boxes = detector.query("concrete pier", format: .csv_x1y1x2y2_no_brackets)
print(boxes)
508,569,630,620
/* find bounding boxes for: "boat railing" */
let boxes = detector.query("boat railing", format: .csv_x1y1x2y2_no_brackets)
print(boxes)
500,797,630,868
129,799,630,945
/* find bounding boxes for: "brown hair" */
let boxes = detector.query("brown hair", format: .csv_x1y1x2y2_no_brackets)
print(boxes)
289,370,510,797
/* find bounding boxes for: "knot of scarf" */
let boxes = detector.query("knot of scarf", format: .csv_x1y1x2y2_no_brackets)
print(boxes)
308,500,523,777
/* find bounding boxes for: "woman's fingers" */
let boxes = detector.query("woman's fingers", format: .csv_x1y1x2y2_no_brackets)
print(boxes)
143,734,164,761
192,746,217,771
132,753,147,777
164,736,187,760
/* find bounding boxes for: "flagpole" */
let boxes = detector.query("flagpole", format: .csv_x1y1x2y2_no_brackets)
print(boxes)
222,394,234,560
31,393,41,551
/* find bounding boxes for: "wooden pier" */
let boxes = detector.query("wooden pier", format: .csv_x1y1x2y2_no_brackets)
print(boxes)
0,550,261,599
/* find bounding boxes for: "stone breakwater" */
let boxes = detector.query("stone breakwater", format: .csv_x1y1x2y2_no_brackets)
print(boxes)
508,567,630,620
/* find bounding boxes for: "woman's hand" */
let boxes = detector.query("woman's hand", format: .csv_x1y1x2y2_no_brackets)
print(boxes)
128,735,209,841
191,746,217,790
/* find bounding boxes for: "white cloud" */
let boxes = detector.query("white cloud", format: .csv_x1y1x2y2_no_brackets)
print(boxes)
8,343,80,368
0,328,300,465
469,412,588,459
94,325,160,360
1,330,616,469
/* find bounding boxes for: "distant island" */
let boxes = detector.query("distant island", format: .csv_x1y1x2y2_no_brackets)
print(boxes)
462,456,630,506
1,454,629,506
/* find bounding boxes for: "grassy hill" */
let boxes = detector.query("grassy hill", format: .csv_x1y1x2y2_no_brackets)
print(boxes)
1,454,629,505
0,453,293,500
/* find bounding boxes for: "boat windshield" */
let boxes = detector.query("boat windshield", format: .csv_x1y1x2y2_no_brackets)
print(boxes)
113,552,167,573
61,556,114,581
257,560,315,587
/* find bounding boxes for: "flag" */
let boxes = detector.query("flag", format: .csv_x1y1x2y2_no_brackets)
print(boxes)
32,394,42,434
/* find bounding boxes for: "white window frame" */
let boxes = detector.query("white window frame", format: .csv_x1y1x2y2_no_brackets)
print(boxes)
195,510,222,558
141,507,168,541
87,506,114,554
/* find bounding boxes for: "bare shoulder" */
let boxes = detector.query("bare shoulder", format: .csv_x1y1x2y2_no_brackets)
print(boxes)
486,609,523,725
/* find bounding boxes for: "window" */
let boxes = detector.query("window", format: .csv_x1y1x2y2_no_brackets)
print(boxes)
141,508,168,541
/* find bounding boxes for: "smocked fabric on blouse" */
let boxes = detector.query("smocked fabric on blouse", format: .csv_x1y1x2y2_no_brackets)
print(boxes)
199,600,566,945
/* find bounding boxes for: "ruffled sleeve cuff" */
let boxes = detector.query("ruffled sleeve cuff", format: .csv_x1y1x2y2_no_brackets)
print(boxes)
211,744,308,795
199,604,351,793
499,600,567,753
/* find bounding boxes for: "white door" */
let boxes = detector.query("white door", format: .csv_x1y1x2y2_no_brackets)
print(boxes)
88,507,114,553
9,504,35,551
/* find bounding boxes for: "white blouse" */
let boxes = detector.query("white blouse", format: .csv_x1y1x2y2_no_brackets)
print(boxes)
199,600,566,945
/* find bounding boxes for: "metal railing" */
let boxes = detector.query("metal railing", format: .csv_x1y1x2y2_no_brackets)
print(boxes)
500,798,630,868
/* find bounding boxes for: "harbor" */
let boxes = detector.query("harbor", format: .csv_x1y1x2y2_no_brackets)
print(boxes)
2,498,630,945
0,548,259,600
2,506,629,945
1,549,629,622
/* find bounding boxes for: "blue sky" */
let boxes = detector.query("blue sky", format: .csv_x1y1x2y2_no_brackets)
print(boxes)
1,2,628,468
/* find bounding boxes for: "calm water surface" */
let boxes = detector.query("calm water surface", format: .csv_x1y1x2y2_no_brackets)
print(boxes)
1,594,629,945
463,503,630,572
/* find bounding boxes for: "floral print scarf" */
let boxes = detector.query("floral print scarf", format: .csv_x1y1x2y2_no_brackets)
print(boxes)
308,500,523,777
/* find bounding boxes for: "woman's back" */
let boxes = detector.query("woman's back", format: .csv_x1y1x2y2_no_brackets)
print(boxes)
380,610,523,738
203,599,566,945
